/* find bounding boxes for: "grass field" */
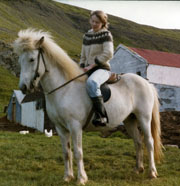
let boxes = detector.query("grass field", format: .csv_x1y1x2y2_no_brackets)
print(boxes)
0,131,179,186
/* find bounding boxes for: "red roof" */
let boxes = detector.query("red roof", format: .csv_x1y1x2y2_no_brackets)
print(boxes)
129,47,180,68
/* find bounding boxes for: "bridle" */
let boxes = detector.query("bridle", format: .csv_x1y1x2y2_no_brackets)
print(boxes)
33,47,89,95
33,48,49,81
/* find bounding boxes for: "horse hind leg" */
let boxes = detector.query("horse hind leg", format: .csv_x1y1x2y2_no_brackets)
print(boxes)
55,125,74,182
124,114,144,174
137,115,158,178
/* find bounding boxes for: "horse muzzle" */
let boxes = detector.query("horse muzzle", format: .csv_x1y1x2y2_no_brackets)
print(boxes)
19,81,35,94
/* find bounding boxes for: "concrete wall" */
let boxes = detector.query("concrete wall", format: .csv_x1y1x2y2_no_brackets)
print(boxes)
154,84,180,111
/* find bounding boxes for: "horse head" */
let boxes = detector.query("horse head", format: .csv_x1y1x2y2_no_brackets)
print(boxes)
13,30,48,94
13,28,83,95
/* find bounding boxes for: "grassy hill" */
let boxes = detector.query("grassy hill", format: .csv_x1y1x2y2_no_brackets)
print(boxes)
0,0,180,54
0,0,180,114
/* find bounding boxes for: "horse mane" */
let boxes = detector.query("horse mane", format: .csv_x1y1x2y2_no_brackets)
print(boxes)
13,28,85,81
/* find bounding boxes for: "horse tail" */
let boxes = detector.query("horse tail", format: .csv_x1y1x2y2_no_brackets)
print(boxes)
151,85,164,162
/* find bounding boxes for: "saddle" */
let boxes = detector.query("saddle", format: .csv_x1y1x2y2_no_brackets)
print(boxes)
101,72,121,102
83,72,121,130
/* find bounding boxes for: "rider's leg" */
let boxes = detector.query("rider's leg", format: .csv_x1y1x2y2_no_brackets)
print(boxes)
86,69,111,126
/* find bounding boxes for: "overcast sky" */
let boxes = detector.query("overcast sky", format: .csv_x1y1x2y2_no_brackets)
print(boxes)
55,0,180,30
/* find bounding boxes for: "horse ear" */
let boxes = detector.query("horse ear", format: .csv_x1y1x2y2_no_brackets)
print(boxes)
35,36,44,49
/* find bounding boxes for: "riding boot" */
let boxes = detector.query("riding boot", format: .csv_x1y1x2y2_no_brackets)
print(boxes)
91,96,108,127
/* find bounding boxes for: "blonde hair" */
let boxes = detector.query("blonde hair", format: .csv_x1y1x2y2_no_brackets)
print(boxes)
90,10,109,29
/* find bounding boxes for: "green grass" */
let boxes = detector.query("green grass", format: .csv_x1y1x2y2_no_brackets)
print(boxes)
0,66,19,116
0,131,179,186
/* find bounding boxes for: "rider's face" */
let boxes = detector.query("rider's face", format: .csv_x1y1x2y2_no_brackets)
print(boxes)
90,15,103,32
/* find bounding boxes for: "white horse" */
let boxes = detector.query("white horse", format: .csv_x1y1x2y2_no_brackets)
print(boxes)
13,29,163,185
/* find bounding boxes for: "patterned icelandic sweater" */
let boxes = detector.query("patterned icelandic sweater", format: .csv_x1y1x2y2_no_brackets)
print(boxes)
80,28,114,70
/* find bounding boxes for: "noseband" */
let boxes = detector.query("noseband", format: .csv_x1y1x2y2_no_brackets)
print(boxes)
34,48,49,81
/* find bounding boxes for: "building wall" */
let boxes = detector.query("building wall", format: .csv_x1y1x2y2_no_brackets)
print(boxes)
7,96,21,123
21,102,44,132
15,99,21,123
6,91,45,132
147,65,180,87
154,84,180,111
7,97,13,122
110,44,147,78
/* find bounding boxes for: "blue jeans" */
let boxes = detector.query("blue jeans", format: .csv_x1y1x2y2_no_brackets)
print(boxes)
86,69,111,98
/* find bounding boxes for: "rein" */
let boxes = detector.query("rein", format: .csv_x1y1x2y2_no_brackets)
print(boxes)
47,71,88,95
34,47,89,95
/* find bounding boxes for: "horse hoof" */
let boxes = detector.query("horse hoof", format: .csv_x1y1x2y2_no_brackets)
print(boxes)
77,177,88,185
64,175,74,182
149,171,158,179
139,167,144,173
134,166,144,174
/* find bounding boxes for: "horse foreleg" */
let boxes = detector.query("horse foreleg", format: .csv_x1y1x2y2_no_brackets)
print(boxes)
55,125,74,182
138,116,158,178
70,121,88,185
124,117,144,174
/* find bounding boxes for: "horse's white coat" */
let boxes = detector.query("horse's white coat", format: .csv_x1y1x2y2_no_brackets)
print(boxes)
13,29,163,185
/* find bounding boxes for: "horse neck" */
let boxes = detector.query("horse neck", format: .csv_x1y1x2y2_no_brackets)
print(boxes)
40,58,67,94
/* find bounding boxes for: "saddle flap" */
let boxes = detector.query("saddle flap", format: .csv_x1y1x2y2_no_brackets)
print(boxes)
101,73,122,102
100,83,111,102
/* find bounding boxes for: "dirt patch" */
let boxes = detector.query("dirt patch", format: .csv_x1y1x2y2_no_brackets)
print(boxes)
0,112,180,148
160,111,180,147
104,111,180,148
0,116,36,132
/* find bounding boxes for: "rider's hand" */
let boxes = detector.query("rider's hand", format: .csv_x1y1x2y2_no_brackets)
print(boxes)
83,64,96,72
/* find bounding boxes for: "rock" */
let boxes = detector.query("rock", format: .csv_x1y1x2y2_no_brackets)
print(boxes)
165,144,179,149
0,41,20,77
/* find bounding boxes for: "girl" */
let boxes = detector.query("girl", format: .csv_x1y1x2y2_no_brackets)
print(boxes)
80,10,114,126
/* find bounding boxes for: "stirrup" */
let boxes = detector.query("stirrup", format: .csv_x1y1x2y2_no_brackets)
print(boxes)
92,116,107,127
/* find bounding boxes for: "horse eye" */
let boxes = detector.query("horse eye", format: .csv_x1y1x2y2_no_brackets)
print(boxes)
29,58,34,62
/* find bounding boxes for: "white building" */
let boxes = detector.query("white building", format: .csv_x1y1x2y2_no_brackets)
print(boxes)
110,44,180,111
7,90,45,132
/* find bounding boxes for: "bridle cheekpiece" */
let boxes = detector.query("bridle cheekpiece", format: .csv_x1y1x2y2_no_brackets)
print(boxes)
33,47,49,81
